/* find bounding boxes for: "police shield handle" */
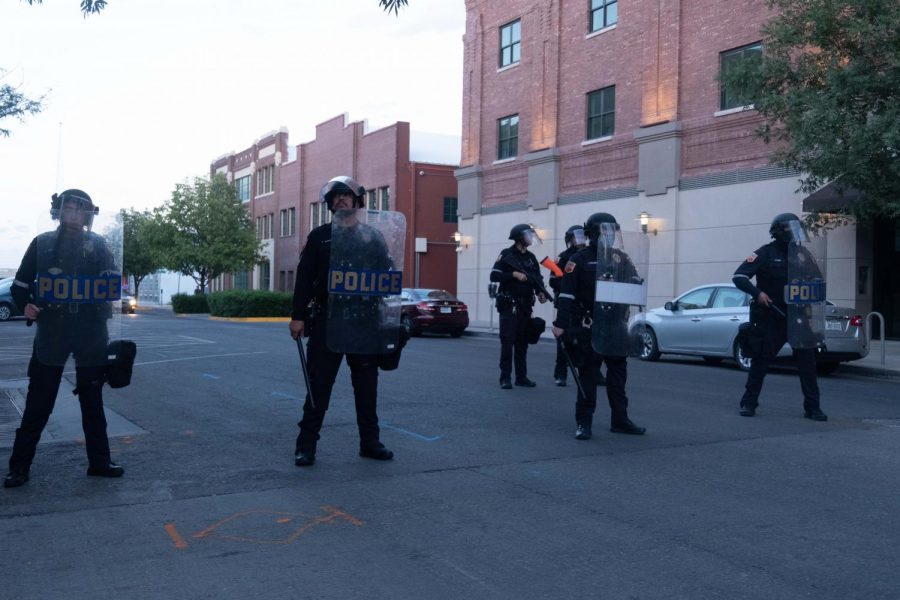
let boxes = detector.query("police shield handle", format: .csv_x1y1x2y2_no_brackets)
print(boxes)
25,303,41,327
541,257,564,278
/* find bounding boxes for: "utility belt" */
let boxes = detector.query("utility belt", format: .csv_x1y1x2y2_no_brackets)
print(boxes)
495,292,534,312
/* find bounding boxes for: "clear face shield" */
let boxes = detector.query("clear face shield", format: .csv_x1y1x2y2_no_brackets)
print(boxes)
598,222,623,249
521,228,541,247
786,219,810,244
58,196,97,232
569,227,586,248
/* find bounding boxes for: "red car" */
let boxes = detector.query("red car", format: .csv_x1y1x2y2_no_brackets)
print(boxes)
400,288,469,337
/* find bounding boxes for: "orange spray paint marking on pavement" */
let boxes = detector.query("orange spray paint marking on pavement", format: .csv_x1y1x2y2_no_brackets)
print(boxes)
165,523,189,549
190,506,364,545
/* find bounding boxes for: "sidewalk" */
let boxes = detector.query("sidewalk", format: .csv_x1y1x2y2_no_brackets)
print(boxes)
463,323,900,379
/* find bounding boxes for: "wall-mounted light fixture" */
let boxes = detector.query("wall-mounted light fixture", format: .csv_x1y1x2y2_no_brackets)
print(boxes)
639,211,657,236
452,231,466,252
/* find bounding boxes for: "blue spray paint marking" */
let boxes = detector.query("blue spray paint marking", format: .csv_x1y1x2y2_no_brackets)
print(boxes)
381,421,441,442
270,391,303,401
202,374,220,380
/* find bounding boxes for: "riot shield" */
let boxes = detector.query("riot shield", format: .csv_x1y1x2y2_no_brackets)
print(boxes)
32,194,122,368
326,208,406,355
591,226,649,357
784,223,826,349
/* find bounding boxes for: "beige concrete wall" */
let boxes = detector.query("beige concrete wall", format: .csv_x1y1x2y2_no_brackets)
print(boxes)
458,176,862,328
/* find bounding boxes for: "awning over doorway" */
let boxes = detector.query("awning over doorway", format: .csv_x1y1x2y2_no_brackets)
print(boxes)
802,180,862,212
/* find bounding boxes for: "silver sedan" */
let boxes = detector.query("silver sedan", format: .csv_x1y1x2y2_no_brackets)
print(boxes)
630,283,869,374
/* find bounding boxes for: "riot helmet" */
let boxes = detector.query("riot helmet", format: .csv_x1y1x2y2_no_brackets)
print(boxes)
50,189,98,230
508,223,541,247
564,225,586,248
769,212,808,244
320,176,366,211
584,212,621,248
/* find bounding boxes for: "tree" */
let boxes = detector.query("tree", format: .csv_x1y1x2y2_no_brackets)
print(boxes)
152,175,263,294
23,1,106,15
121,208,166,300
0,69,44,137
24,0,408,16
721,0,900,220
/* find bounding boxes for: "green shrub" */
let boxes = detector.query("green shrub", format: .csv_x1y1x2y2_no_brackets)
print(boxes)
171,293,210,314
206,290,292,318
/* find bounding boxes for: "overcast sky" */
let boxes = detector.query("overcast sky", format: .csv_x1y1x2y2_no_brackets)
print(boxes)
0,0,466,268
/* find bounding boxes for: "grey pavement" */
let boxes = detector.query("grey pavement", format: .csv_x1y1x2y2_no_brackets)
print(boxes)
1,311,898,599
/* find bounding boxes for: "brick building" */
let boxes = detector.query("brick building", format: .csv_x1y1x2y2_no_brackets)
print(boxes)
209,115,461,297
456,0,897,337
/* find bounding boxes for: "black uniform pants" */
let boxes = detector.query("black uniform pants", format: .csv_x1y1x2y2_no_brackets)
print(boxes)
554,339,568,380
740,313,820,410
8,354,111,473
296,318,381,454
575,352,630,427
498,304,531,381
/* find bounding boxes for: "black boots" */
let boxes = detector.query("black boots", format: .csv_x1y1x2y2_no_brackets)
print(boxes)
610,419,646,435
294,452,316,467
360,444,394,461
3,469,29,488
804,408,828,421
499,378,513,390
739,403,757,417
514,378,537,387
575,424,592,440
87,463,125,478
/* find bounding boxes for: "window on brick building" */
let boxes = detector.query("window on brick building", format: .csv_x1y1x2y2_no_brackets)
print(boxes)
234,271,249,290
310,202,332,230
280,207,295,237
367,189,377,210
720,42,762,110
589,0,617,32
499,19,521,68
256,165,275,196
443,197,458,224
257,213,273,239
497,114,519,160
586,86,616,140
235,175,251,202
380,186,390,210
259,261,271,291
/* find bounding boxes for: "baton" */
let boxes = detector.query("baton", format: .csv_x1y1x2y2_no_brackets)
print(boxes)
559,338,588,401
769,304,786,318
295,335,316,410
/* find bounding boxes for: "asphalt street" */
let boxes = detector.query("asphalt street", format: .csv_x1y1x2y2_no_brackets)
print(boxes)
1,310,899,600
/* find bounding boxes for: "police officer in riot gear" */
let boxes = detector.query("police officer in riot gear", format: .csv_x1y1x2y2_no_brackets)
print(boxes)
552,213,646,440
490,224,548,389
289,176,395,467
733,213,827,421
4,189,124,489
550,225,585,386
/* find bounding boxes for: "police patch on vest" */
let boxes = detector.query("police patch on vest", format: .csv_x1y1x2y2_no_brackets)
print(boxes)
746,253,758,263
328,268,402,296
36,274,122,303
565,261,576,274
